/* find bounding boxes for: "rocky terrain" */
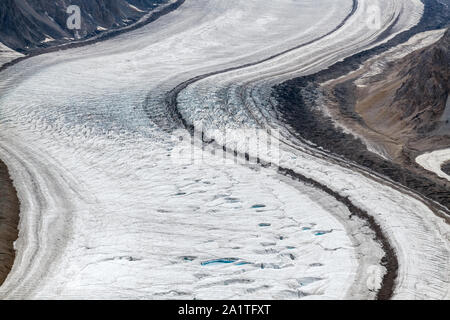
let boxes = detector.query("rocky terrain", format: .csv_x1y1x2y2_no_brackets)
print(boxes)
354,29,449,158
0,0,167,53
443,161,450,175
0,161,19,287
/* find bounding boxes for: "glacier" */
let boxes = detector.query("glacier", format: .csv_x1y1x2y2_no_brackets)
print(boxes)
0,0,448,300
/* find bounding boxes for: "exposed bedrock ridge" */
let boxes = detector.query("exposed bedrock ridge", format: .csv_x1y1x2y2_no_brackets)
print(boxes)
0,160,19,287
443,161,450,175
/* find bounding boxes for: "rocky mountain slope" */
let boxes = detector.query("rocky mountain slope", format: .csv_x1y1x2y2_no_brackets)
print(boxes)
0,0,167,52
0,161,19,287
443,161,450,175
355,28,449,156
395,30,449,135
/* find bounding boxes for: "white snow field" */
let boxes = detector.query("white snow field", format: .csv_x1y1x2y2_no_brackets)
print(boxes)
0,0,448,299
0,42,23,68
416,148,450,182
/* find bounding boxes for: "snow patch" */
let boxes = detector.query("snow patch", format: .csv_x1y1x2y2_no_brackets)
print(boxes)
416,148,450,182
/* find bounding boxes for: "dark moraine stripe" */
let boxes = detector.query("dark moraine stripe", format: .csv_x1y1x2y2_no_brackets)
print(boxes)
0,159,19,286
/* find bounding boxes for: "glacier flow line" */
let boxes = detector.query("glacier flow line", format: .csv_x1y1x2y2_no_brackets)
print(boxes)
157,1,400,300
0,0,187,73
